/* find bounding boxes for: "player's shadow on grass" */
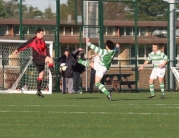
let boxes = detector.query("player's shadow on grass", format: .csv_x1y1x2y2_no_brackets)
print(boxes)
112,98,149,101
69,97,101,100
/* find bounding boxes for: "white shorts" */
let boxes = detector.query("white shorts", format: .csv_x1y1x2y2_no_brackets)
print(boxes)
150,68,166,79
93,62,107,78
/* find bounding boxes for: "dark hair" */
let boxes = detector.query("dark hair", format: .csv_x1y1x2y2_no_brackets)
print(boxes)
152,43,159,48
36,28,44,34
106,40,115,50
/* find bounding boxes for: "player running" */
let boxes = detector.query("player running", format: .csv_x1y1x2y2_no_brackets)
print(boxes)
138,44,169,99
13,28,57,98
78,38,120,101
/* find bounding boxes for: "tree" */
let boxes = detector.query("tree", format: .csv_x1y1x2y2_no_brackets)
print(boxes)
102,0,169,21
60,0,82,21
125,0,168,21
60,3,69,20
25,6,43,19
0,0,7,18
4,1,19,18
103,2,128,20
43,6,56,19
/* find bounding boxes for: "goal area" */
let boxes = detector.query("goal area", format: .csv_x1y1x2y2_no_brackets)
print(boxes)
0,39,53,94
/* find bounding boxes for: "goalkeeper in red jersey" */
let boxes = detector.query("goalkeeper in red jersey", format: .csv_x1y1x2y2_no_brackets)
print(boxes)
13,28,56,98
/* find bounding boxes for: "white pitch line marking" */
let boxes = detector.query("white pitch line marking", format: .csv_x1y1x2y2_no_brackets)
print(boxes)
0,110,178,115
1,104,179,107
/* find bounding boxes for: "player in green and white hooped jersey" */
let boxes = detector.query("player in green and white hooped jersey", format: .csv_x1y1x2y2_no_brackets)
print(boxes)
138,44,169,99
78,38,120,101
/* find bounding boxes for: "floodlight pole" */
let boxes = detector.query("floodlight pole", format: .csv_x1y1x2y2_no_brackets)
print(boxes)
169,0,176,90
99,0,104,48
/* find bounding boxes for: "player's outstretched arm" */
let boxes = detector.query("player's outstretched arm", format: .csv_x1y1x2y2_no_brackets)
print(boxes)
114,43,120,52
86,38,106,56
138,60,149,71
116,43,120,48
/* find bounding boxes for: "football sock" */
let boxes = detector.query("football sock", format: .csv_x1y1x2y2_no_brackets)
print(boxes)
78,59,89,67
149,83,155,96
48,63,55,75
160,82,165,95
95,82,109,96
37,78,42,91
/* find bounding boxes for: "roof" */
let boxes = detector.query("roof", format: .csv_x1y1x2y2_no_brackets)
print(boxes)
0,19,177,27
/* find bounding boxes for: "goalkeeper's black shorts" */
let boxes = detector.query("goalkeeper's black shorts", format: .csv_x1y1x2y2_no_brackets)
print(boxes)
33,55,46,66
33,55,47,73
36,65,45,73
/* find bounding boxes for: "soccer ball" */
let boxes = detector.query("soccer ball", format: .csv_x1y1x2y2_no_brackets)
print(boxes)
60,63,68,72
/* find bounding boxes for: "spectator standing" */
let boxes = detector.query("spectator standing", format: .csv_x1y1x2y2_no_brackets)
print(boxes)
72,49,85,94
57,48,77,94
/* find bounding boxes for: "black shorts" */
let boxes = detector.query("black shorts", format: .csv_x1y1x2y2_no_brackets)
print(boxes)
33,55,46,65
36,65,45,73
33,55,46,73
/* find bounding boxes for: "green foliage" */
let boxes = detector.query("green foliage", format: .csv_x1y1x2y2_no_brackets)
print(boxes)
0,0,7,18
103,2,128,20
25,6,43,19
125,0,168,21
1,0,55,19
60,0,82,20
43,7,56,19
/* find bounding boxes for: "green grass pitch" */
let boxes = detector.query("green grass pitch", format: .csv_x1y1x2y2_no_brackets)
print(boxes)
0,92,179,138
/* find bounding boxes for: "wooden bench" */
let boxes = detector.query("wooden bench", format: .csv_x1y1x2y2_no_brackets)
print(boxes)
112,80,136,91
102,74,135,91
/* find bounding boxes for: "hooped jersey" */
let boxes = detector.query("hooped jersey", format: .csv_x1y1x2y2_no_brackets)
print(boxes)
147,50,169,68
17,36,50,58
87,42,118,70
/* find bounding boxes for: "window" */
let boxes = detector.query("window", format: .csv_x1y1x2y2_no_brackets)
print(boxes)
14,26,19,35
151,27,158,33
44,26,55,35
130,44,153,65
29,26,37,34
138,45,145,57
0,25,7,35
65,27,72,35
106,27,114,35
119,27,124,36
60,27,64,35
73,27,79,35
138,44,145,64
146,44,151,57
140,27,147,36
23,26,28,35
126,27,133,36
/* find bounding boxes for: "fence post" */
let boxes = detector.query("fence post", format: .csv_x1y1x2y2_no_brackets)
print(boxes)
19,0,23,40
55,0,60,92
134,1,139,92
